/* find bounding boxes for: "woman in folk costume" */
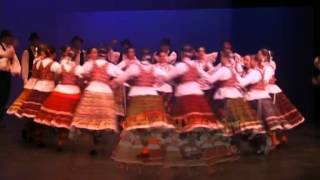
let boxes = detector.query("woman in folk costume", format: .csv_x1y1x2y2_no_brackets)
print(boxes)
6,57,41,117
162,45,237,166
71,48,122,155
235,55,288,154
261,49,304,144
34,49,82,150
204,53,266,150
111,48,175,166
17,44,59,145
154,51,174,113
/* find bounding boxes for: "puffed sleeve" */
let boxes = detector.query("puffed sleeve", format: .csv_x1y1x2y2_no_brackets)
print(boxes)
236,70,261,87
107,63,124,78
263,66,274,84
168,51,177,64
75,65,84,78
165,62,188,81
50,61,62,74
206,52,218,63
114,64,140,84
205,67,227,84
82,60,94,75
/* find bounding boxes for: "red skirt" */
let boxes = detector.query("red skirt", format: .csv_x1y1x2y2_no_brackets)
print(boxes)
171,95,227,134
34,91,81,129
272,92,305,129
18,90,51,118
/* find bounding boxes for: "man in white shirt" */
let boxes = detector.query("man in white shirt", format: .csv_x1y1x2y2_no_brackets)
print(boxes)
0,30,21,125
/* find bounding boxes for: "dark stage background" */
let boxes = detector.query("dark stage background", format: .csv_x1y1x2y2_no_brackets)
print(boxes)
0,1,316,123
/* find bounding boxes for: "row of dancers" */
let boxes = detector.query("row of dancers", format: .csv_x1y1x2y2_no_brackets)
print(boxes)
3,33,305,168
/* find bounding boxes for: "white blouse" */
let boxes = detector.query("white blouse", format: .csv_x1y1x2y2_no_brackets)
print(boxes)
205,66,243,99
154,63,174,93
263,64,282,94
236,68,270,101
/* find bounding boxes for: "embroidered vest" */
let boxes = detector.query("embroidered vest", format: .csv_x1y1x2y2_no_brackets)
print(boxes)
132,64,156,87
39,61,55,81
178,62,199,83
217,67,238,88
90,61,110,84
61,64,77,85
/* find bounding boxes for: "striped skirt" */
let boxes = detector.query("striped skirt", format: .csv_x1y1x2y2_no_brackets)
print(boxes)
112,85,126,116
249,98,289,131
271,92,304,129
18,90,51,118
123,95,174,131
71,90,117,131
6,88,32,117
171,95,227,134
34,91,81,129
212,98,266,135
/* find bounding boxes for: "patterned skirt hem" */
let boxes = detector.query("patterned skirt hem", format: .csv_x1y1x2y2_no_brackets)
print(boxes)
6,89,32,116
124,122,175,131
71,123,118,132
171,113,227,134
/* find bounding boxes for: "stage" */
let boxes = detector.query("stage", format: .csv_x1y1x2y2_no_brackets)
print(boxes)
0,116,319,180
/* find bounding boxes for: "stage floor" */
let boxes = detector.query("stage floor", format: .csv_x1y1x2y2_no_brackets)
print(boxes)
1,116,320,180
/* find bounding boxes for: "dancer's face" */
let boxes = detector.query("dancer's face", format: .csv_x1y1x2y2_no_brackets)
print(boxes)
38,50,46,59
243,55,251,69
63,47,72,57
223,42,232,51
89,48,98,60
250,58,259,68
197,47,206,59
158,52,168,63
256,51,265,62
127,48,135,59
